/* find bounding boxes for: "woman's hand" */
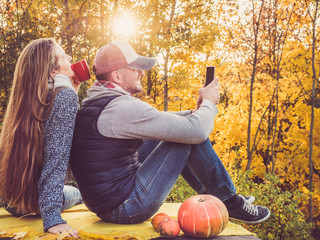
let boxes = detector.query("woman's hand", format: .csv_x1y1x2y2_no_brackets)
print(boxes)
48,223,79,238
71,75,81,92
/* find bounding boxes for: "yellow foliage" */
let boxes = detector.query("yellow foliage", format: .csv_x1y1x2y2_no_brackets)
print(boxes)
0,227,143,240
1,0,319,231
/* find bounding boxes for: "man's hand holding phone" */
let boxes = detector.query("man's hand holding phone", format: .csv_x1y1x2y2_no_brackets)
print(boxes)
202,66,220,105
199,77,220,106
191,66,220,113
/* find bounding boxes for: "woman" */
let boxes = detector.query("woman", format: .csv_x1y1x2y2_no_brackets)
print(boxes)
0,38,82,238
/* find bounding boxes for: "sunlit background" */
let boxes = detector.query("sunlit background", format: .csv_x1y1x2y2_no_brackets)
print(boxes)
1,1,320,238
113,14,138,38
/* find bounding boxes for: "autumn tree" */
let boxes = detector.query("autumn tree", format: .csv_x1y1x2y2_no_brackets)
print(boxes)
0,0,46,122
261,0,296,173
1,0,320,235
217,0,267,170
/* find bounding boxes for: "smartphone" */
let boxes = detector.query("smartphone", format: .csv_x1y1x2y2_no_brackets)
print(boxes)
205,66,215,86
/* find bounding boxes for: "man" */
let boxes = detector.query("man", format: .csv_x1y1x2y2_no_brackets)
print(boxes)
70,40,270,225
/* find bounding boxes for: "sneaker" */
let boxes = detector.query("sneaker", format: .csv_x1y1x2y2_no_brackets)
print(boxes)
228,199,270,224
239,194,255,204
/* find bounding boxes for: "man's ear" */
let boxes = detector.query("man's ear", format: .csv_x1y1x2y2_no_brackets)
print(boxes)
110,71,122,84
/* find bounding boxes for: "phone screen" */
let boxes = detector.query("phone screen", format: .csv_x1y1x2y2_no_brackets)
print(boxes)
205,66,215,86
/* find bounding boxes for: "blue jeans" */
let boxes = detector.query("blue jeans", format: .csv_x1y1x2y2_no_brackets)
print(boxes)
100,138,236,224
62,185,83,210
4,185,82,217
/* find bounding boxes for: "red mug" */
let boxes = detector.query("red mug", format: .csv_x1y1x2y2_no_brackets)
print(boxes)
71,59,91,82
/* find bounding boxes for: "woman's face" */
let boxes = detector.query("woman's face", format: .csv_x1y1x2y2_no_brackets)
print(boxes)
52,43,74,79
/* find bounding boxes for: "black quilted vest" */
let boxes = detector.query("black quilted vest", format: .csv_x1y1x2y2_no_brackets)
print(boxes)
70,95,142,215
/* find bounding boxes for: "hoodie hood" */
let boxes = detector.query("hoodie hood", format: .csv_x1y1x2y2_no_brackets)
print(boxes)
83,81,131,105
49,74,75,92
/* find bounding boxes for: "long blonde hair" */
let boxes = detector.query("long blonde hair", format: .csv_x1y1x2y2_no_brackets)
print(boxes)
0,38,59,213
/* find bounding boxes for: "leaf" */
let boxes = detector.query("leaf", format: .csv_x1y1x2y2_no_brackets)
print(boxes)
56,229,72,240
35,232,61,240
13,232,28,239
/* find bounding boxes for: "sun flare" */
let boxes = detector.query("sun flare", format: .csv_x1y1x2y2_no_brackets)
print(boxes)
113,15,137,37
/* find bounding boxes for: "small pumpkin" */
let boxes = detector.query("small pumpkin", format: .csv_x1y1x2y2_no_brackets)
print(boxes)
178,194,229,238
151,213,170,232
158,218,180,238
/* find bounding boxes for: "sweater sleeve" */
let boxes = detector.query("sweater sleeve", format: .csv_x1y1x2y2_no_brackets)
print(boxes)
171,110,192,116
38,88,78,232
98,97,217,144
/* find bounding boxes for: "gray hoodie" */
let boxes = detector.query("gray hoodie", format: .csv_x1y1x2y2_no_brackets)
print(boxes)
83,82,218,144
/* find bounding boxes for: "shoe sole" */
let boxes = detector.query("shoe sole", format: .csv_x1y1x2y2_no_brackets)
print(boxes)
229,210,271,224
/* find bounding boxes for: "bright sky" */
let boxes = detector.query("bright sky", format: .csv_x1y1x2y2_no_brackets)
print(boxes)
113,14,137,38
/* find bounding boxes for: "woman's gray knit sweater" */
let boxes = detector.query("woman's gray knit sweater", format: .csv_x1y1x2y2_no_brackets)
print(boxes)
37,83,78,232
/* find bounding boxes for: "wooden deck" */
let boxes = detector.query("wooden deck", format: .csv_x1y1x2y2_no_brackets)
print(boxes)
152,236,260,240
0,203,260,239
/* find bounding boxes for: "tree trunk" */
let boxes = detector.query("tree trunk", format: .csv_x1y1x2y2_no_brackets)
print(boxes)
63,0,73,55
246,0,265,171
162,0,176,111
266,98,273,173
267,0,294,173
246,55,256,171
308,0,319,224
15,0,22,51
163,50,169,111
100,0,106,43
271,71,279,174
109,0,118,42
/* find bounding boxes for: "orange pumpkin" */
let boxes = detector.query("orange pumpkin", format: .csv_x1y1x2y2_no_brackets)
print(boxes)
158,218,180,238
178,195,229,238
151,213,170,232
